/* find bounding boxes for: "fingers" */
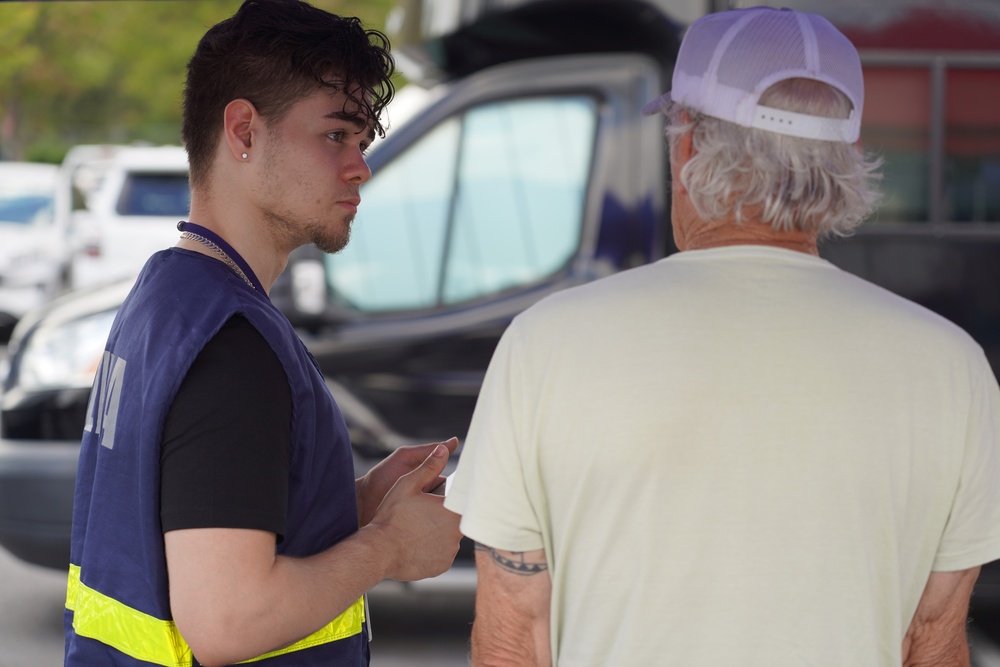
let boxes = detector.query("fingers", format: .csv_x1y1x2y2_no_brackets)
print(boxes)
412,444,450,485
415,438,457,494
392,437,459,470
440,436,460,455
409,437,459,460
371,445,462,581
425,475,448,495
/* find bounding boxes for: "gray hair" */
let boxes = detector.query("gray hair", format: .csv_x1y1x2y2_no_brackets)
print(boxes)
665,78,883,238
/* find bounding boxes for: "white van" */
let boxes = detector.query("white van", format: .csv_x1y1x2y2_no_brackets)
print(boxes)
69,145,189,289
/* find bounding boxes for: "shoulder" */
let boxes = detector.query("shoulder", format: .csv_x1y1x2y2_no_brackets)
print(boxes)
114,250,285,373
517,262,664,326
124,249,254,314
827,263,982,349
203,315,283,367
181,314,291,408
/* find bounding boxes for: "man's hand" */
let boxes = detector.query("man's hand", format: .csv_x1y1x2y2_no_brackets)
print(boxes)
364,444,463,581
356,437,459,526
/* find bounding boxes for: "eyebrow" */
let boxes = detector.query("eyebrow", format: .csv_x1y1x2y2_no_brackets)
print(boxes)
325,111,376,142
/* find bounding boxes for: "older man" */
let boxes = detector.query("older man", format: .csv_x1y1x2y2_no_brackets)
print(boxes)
445,7,1000,666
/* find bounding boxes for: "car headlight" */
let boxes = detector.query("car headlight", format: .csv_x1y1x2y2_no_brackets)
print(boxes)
16,309,117,392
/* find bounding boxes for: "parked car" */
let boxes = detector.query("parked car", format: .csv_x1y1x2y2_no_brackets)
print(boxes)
0,162,68,342
1,0,999,602
68,145,190,289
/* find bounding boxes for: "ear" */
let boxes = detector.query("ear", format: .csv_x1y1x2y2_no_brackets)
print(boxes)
670,129,695,196
222,99,257,161
675,109,695,162
668,109,696,196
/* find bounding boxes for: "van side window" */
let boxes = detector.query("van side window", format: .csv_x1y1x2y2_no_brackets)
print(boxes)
326,95,597,312
443,97,595,303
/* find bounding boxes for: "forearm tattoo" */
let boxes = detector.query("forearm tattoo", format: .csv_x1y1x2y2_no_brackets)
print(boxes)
475,543,548,576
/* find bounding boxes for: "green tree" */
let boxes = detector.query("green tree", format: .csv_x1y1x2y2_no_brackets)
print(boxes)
0,0,397,162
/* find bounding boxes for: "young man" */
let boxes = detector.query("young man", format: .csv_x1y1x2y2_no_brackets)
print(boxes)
64,2,462,665
445,7,1000,666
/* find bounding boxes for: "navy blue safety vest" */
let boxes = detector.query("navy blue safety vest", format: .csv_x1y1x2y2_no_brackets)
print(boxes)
64,248,369,666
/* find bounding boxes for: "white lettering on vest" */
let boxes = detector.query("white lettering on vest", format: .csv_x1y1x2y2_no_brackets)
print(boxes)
84,351,127,450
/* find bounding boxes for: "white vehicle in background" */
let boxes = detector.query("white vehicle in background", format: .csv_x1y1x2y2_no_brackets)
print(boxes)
0,162,67,340
69,145,190,289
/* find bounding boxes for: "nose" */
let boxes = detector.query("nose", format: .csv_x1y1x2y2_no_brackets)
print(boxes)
345,147,371,185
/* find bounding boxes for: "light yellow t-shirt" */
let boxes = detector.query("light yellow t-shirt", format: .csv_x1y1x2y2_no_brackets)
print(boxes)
446,245,1000,666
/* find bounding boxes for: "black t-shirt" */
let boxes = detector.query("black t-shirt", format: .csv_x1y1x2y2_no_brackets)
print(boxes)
160,315,291,540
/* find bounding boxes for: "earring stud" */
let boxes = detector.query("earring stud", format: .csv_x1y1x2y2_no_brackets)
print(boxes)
241,153,248,159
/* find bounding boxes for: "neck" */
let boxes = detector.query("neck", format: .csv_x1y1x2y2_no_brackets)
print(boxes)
677,215,819,256
670,177,820,256
180,191,290,293
684,232,819,256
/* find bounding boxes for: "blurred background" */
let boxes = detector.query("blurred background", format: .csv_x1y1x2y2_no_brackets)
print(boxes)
0,0,395,161
1,0,999,664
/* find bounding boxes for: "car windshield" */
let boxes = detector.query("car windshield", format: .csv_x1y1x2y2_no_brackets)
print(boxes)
0,191,54,225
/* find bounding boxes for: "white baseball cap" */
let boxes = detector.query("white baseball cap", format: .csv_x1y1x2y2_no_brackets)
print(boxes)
642,6,863,143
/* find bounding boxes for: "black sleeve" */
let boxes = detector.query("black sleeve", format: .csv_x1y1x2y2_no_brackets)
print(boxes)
160,315,291,540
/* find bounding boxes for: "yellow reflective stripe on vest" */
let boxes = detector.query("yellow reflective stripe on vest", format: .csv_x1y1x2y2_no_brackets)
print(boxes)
67,564,365,667
66,564,193,666
234,595,366,664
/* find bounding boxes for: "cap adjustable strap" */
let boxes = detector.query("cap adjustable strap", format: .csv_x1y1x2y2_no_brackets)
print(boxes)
751,105,856,143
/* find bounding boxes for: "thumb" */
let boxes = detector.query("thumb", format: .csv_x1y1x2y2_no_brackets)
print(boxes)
410,444,449,486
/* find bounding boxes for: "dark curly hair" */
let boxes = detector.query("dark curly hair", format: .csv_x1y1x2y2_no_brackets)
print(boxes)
182,0,395,187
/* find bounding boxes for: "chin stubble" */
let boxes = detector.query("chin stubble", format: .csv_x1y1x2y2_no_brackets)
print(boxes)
311,216,352,254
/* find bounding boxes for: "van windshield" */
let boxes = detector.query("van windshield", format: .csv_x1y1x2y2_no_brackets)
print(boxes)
115,173,191,217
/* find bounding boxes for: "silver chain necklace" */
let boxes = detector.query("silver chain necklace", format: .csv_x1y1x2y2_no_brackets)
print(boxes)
180,231,256,290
